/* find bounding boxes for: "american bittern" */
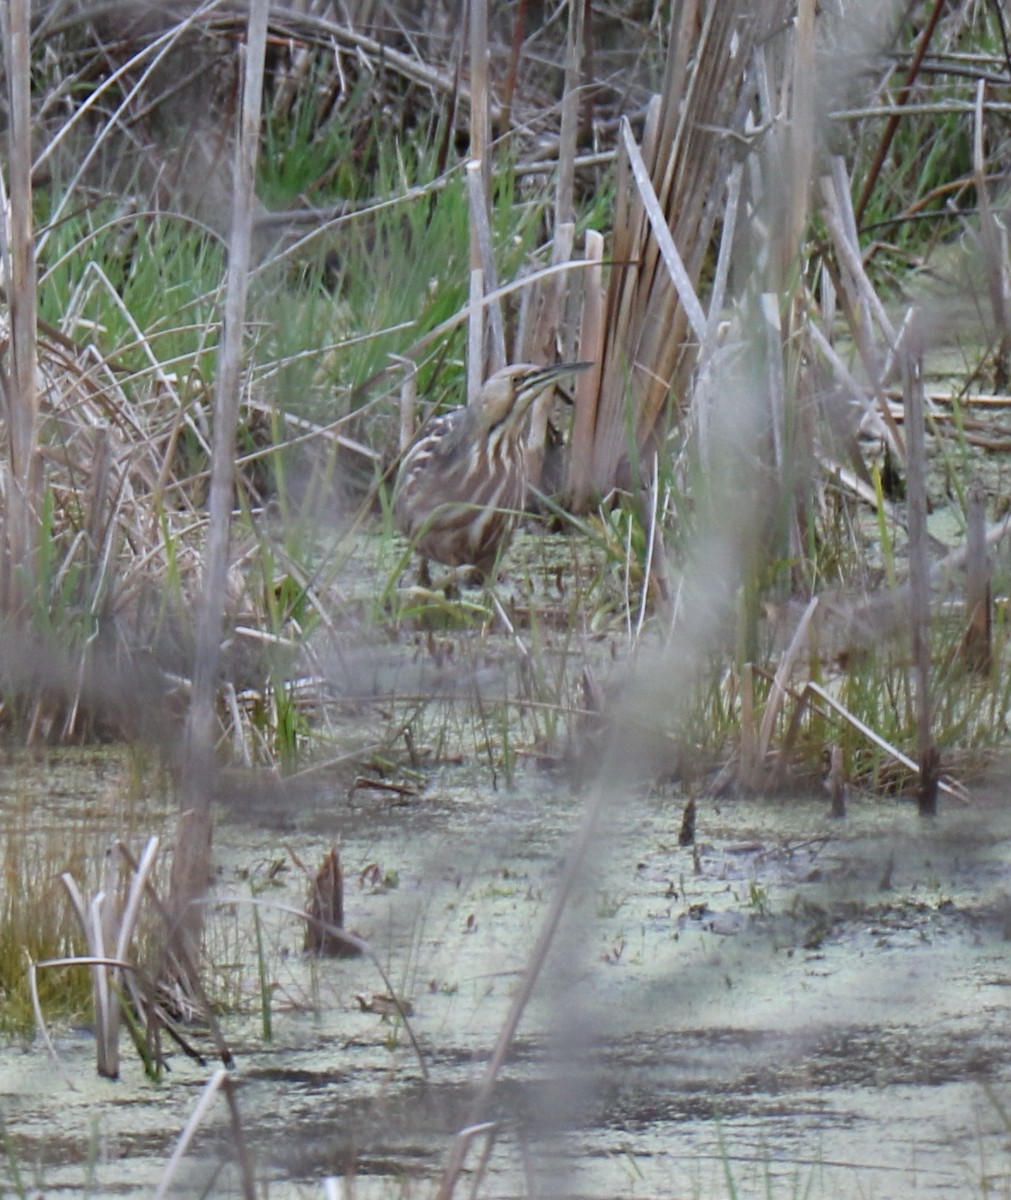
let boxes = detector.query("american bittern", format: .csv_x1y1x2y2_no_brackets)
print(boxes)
394,361,590,580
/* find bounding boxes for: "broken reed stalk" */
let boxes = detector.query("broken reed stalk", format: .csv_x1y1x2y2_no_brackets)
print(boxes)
0,0,40,611
468,0,490,193
397,358,417,455
824,157,901,349
902,343,937,817
467,266,485,405
170,0,271,983
304,845,357,957
827,744,846,819
619,116,707,347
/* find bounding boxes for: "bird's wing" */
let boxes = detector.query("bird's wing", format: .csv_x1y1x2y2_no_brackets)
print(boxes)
404,410,466,472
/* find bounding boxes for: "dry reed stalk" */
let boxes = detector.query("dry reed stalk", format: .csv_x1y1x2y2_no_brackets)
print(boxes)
581,2,783,506
760,293,788,484
832,164,902,361
963,477,991,673
634,454,672,636
827,744,847,818
806,318,901,463
464,0,497,401
692,162,743,465
524,223,573,488
518,0,583,471
222,1073,258,1200
555,0,584,232
820,159,906,460
519,0,584,487
759,0,817,561
114,839,233,1067
901,342,937,816
0,0,40,610
739,663,757,788
803,680,968,805
973,79,1011,387
58,837,160,1078
170,0,271,983
467,267,485,404
754,596,819,788
500,0,528,131
467,0,491,240
468,0,490,157
785,0,817,273
465,159,506,377
565,230,604,504
397,358,418,454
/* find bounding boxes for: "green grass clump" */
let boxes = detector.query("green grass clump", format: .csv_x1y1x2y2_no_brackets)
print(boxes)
0,821,93,1031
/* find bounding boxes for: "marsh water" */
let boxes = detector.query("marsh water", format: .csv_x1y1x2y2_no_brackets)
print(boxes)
1,744,1010,1199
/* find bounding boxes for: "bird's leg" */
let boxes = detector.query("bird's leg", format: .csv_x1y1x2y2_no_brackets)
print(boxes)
404,559,470,601
439,573,462,600
428,565,481,597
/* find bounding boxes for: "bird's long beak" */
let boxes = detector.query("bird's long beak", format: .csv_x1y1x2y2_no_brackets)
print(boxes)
520,360,593,407
527,360,594,389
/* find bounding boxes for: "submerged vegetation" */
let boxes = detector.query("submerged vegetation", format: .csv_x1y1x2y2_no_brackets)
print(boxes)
3,0,1011,1193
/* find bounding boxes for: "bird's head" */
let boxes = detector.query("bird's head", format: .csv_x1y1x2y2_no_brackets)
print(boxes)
475,360,593,433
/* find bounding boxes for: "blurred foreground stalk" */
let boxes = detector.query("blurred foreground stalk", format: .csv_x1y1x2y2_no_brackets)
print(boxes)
168,0,271,989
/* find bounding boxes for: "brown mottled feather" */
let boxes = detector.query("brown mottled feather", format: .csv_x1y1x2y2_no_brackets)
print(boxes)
394,362,589,579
